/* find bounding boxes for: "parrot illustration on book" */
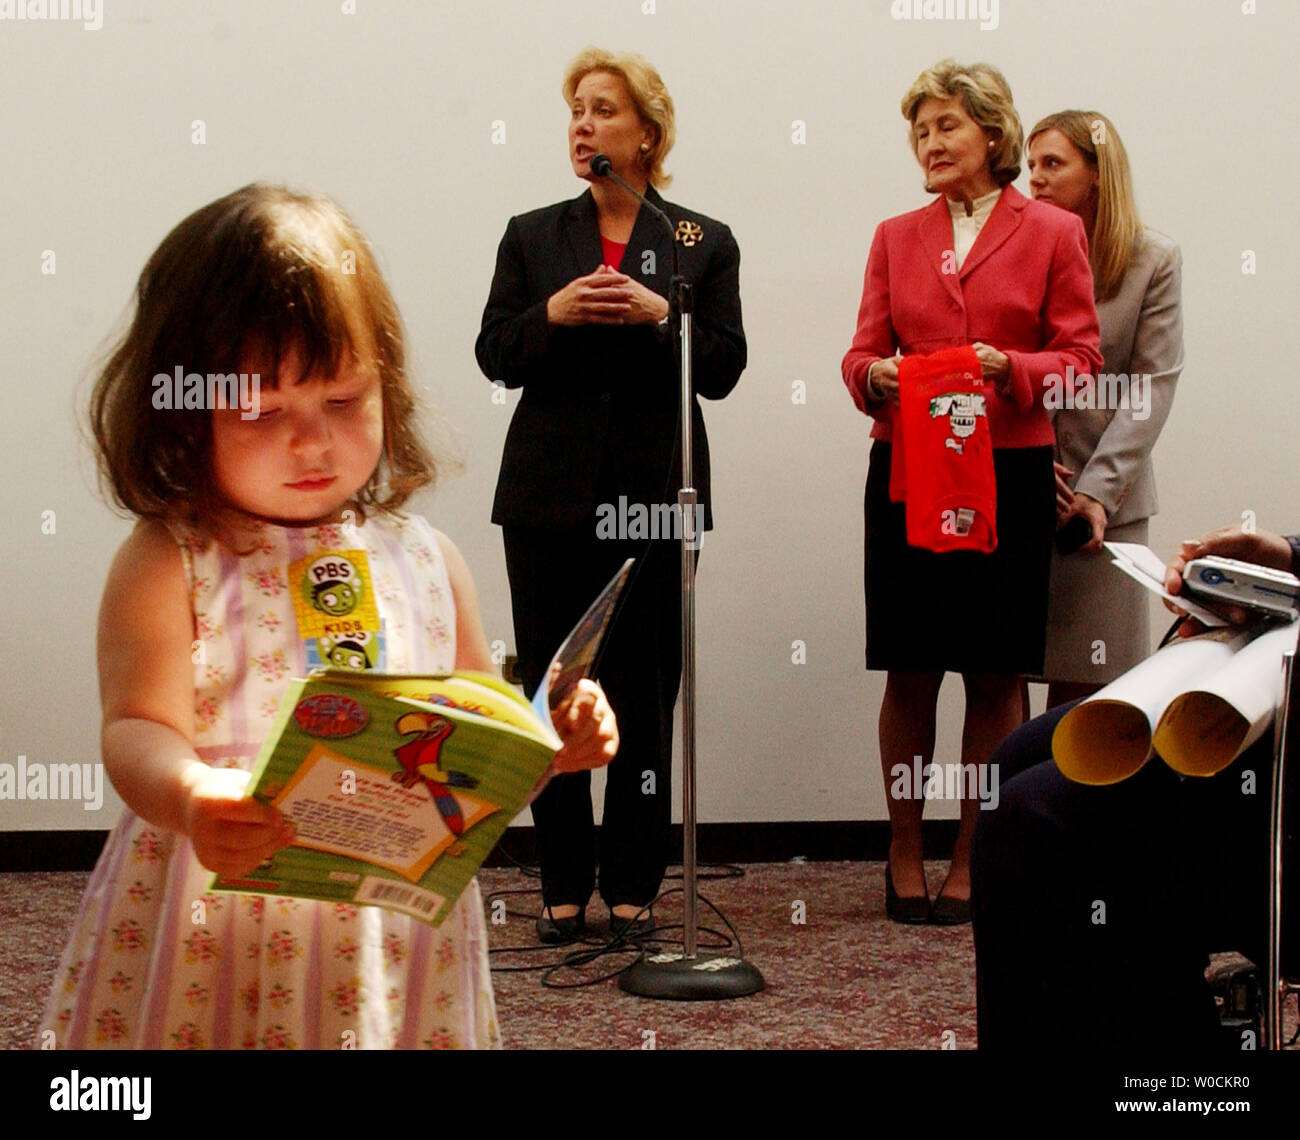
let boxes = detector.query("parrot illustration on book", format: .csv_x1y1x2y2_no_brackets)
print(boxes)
391,712,478,836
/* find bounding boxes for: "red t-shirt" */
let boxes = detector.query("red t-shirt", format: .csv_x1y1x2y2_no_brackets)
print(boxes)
889,346,997,553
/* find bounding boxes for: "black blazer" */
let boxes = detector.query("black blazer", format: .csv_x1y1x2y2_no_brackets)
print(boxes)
475,186,746,530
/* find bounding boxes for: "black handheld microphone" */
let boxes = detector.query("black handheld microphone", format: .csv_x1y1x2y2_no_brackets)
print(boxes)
1055,513,1092,555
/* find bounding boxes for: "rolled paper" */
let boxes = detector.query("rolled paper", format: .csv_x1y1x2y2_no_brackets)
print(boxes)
1053,627,1249,785
1153,619,1298,777
1052,698,1152,785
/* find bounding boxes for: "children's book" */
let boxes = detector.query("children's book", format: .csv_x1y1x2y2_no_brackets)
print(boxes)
210,558,634,925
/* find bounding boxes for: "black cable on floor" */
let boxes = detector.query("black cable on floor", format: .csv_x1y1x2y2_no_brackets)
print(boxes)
539,889,740,990
482,880,746,989
487,834,542,879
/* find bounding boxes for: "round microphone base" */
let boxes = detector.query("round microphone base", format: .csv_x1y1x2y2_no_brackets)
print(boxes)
617,950,765,1001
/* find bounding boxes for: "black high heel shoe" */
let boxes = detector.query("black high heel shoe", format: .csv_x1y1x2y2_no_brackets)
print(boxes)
885,863,931,924
928,887,971,926
536,906,586,944
608,906,654,940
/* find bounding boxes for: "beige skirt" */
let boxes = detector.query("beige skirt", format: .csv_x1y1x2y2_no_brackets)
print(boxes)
1038,517,1152,684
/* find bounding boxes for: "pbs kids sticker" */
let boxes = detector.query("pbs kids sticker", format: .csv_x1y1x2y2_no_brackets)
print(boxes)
306,626,386,672
289,549,382,641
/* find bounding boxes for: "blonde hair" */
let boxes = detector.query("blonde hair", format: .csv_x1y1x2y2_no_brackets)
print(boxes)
1028,110,1143,301
87,184,439,538
901,59,1023,187
562,47,676,189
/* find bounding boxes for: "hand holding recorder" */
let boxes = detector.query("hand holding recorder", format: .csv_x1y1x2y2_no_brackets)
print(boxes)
1164,526,1299,634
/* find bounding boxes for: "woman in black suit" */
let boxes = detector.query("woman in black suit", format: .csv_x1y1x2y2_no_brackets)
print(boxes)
475,47,746,943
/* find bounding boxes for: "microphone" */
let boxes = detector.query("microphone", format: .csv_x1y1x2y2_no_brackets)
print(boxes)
587,153,676,254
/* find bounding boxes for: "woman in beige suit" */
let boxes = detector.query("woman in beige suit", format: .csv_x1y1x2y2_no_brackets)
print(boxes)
1026,110,1184,707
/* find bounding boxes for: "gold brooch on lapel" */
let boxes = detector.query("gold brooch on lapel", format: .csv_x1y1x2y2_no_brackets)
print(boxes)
674,220,703,247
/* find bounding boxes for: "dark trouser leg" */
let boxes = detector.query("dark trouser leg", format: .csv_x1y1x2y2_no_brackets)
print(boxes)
502,526,603,910
596,537,683,909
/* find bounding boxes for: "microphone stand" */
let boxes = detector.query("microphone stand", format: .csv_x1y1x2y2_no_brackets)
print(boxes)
593,159,763,1000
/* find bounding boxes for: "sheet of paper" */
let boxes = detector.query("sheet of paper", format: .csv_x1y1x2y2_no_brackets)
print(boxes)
1105,541,1228,627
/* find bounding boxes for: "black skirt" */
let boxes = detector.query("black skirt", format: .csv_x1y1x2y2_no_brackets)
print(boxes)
864,440,1055,674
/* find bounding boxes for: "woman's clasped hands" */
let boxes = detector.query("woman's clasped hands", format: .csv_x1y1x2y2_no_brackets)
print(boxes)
546,263,669,326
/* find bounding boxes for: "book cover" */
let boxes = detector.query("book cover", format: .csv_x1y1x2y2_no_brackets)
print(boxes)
211,674,555,925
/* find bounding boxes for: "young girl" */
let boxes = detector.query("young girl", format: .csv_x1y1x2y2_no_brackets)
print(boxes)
42,183,617,1050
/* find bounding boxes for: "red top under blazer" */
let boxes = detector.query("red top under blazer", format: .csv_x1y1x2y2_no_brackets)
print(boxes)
842,184,1103,449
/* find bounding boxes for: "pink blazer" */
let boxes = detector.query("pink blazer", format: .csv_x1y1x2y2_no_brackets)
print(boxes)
842,185,1103,448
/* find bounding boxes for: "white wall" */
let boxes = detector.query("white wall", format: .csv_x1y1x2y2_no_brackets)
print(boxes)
2,0,1296,831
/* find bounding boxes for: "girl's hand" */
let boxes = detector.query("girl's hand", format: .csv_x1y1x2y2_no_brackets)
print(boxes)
546,265,635,326
551,679,619,773
972,342,1011,395
182,765,295,879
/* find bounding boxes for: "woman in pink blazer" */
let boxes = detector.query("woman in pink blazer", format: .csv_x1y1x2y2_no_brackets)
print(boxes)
842,59,1102,925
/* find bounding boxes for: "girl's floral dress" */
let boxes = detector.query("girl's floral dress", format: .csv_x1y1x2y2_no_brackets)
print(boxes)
42,513,500,1049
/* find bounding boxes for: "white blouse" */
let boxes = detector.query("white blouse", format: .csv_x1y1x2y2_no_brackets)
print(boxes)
948,186,1003,271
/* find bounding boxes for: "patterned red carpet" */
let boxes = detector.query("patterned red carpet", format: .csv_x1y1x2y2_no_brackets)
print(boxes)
478,861,976,1050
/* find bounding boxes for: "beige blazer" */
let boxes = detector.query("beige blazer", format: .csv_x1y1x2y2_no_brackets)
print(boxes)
1051,227,1183,528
